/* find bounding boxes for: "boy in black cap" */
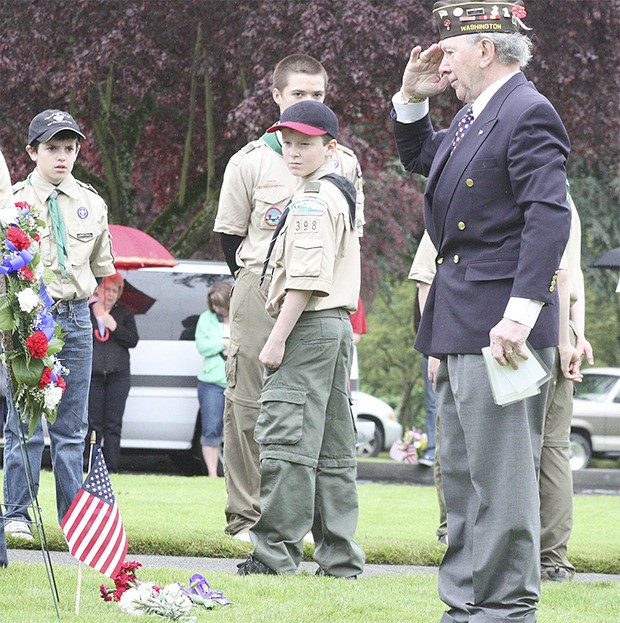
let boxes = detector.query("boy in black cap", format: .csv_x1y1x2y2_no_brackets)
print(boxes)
237,100,364,577
3,109,115,541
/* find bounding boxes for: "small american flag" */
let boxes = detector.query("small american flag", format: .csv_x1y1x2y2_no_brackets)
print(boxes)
61,445,128,578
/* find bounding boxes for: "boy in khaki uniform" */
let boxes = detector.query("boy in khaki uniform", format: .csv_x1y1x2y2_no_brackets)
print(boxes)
3,109,115,541
237,100,364,577
214,54,364,539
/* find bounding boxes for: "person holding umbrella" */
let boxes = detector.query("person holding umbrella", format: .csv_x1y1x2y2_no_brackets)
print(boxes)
86,272,139,471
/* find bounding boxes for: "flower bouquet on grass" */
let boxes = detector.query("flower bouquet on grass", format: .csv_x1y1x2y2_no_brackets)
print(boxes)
101,561,231,621
389,429,428,464
0,202,66,436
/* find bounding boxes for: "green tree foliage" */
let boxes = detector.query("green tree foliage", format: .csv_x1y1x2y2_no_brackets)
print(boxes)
0,0,616,399
0,0,616,283
358,277,426,431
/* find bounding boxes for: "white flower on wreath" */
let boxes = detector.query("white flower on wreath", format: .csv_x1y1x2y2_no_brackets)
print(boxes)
161,583,193,613
119,587,145,616
16,288,40,313
43,385,63,411
0,205,19,227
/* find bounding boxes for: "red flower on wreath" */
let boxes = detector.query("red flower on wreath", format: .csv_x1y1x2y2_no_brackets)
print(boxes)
100,584,114,602
38,366,52,389
7,226,31,251
26,331,48,358
19,266,36,281
100,560,143,601
56,376,67,394
512,5,527,19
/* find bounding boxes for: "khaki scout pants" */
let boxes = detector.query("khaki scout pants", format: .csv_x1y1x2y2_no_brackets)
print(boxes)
223,268,274,535
250,309,365,577
539,331,577,577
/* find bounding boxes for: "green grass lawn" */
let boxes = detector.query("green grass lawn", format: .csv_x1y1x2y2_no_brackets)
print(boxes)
1,562,619,623
1,469,619,622
2,470,618,573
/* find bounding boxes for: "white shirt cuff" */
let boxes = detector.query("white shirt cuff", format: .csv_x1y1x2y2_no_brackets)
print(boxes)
503,297,544,329
391,91,429,124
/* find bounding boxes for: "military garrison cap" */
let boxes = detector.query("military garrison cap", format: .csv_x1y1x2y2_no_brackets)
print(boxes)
433,1,530,40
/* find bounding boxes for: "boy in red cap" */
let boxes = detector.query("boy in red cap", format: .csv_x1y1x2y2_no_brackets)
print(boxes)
237,100,364,578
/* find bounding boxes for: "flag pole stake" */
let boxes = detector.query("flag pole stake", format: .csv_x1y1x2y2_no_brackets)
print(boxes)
75,431,96,615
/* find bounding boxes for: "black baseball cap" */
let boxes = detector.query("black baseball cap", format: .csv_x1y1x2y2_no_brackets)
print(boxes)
27,109,85,145
267,100,338,139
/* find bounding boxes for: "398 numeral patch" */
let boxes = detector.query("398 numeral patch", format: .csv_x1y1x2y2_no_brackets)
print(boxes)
294,219,318,232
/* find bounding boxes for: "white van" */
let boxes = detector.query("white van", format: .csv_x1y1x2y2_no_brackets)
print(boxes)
1,261,398,468
115,261,384,470
116,261,231,470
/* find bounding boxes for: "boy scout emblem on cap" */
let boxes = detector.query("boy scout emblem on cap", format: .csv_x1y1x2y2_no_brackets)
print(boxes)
264,207,282,228
77,207,89,219
433,1,530,39
290,197,327,217
27,108,86,145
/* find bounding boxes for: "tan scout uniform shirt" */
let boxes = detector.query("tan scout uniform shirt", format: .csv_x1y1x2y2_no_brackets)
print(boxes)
0,151,12,208
408,230,437,285
559,195,582,305
214,133,364,274
14,169,115,300
265,162,360,318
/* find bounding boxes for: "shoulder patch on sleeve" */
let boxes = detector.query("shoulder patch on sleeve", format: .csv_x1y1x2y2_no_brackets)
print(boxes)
76,179,100,195
336,144,354,158
229,140,259,167
334,144,363,178
241,142,257,155
289,196,328,217
304,181,321,194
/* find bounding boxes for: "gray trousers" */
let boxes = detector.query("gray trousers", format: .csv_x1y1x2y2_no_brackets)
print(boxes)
250,309,365,577
436,349,555,623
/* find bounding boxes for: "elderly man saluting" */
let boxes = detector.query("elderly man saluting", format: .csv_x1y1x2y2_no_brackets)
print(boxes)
391,2,571,622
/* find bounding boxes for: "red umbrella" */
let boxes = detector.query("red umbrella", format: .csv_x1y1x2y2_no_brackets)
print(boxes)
108,224,177,270
118,279,156,315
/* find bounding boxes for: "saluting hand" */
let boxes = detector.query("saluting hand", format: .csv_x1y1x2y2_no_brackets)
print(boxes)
401,44,449,100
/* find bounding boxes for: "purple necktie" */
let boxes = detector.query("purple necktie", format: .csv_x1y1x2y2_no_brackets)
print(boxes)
450,107,474,154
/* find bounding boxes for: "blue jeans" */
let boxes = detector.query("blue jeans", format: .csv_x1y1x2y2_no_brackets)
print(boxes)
197,380,224,446
423,356,436,459
3,299,92,525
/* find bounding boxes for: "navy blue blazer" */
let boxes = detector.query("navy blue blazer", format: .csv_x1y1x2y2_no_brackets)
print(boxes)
393,73,571,356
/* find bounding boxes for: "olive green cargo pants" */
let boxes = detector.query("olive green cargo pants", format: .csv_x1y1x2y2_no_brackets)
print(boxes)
249,309,365,577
